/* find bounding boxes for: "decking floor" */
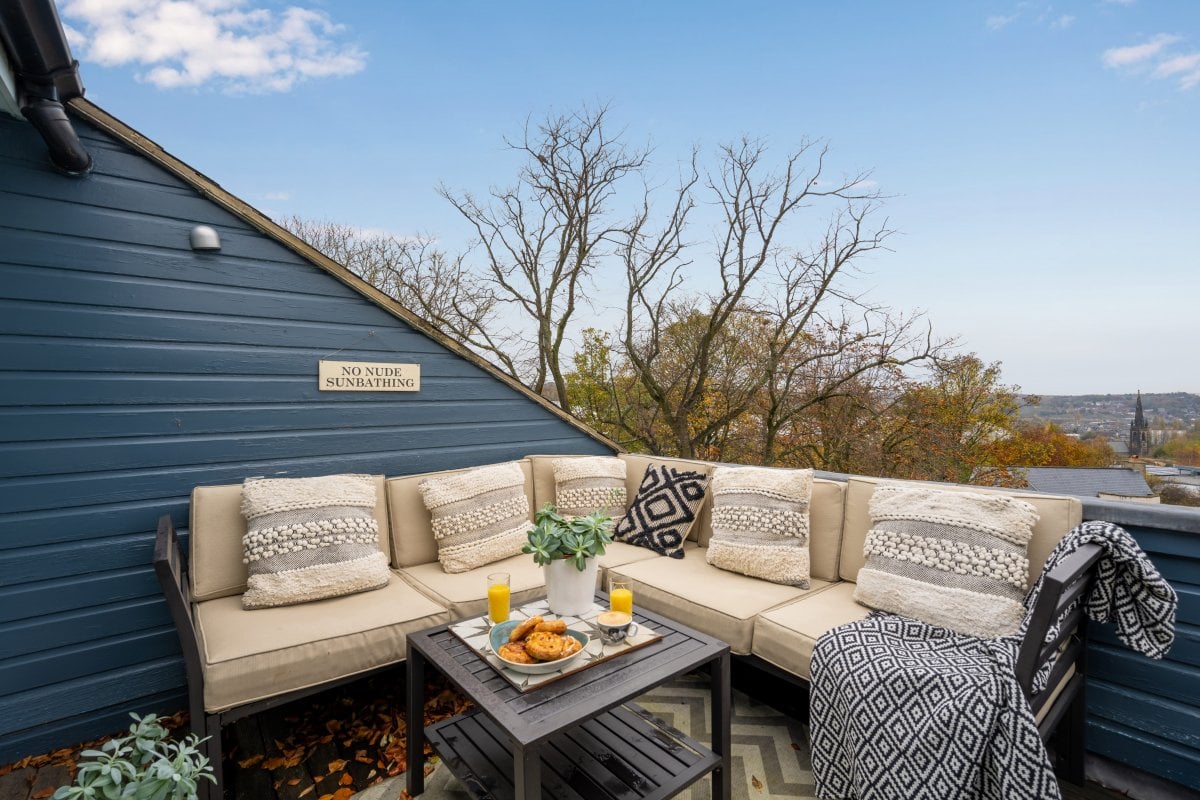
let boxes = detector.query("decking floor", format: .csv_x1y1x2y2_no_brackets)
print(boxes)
0,665,1131,800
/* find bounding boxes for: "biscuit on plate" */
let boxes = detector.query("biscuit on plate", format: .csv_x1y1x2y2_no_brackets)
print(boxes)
524,631,566,661
509,615,543,643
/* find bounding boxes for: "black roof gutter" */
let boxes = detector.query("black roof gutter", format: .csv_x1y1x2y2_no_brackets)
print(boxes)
0,0,91,175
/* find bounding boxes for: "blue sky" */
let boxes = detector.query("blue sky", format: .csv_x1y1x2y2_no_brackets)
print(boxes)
60,1,1199,395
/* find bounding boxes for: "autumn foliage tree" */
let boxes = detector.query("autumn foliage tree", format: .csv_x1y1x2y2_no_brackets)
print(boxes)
285,105,1114,484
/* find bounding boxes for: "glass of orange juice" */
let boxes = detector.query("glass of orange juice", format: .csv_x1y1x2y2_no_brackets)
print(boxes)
487,572,510,624
610,579,633,616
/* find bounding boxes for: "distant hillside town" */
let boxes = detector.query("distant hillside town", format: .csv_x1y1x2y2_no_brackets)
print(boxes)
1020,391,1200,449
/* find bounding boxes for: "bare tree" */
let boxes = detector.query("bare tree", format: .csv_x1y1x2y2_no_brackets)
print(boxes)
617,138,938,459
439,105,646,411
279,217,520,376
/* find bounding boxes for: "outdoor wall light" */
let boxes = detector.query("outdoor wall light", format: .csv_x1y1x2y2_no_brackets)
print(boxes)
189,225,221,251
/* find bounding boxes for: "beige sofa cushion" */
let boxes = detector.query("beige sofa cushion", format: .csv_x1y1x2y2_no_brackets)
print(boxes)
840,477,1082,585
194,574,447,712
807,479,845,583
386,460,534,568
607,543,834,655
190,475,389,602
596,541,664,575
751,582,871,681
396,551,546,619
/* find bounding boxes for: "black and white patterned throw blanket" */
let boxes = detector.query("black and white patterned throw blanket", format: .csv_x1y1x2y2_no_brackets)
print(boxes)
810,521,1178,800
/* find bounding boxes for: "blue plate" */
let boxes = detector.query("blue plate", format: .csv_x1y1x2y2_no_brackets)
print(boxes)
489,620,590,674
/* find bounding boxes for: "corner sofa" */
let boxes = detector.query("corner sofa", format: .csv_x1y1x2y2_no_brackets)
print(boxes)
155,453,1100,800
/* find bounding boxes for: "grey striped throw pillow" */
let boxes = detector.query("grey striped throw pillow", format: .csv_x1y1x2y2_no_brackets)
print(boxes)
706,466,813,587
418,461,531,573
241,474,390,609
853,484,1039,638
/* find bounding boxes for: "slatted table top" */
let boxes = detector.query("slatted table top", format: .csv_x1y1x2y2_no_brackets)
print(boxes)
406,598,730,747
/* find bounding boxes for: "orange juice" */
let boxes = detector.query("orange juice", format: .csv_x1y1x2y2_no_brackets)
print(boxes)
487,582,510,623
610,586,633,615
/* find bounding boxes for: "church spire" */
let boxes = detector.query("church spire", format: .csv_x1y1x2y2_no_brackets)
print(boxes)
1130,391,1149,457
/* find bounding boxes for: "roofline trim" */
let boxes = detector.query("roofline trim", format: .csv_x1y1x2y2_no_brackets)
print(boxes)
67,97,622,454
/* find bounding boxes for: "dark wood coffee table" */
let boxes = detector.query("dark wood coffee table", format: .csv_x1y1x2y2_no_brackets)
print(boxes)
406,595,731,800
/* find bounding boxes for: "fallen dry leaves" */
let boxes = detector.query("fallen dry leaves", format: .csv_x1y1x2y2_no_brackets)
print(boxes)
219,671,472,795
0,674,471,799
0,710,190,782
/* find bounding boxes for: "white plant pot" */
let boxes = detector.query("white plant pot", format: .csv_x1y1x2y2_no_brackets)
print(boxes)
544,557,598,617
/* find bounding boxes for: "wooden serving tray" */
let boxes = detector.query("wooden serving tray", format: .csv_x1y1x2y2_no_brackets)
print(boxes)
448,599,662,692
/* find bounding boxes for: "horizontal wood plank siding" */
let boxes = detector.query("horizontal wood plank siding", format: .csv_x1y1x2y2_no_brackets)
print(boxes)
0,112,612,762
1081,499,1200,791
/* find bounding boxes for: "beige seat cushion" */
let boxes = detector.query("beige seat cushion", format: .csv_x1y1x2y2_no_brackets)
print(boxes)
840,477,1082,585
752,581,871,681
194,575,448,712
597,541,663,576
607,543,834,655
190,475,390,602
396,551,547,619
386,461,534,568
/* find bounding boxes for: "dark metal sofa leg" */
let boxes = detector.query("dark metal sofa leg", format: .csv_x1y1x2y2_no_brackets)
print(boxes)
203,714,225,800
1062,690,1087,786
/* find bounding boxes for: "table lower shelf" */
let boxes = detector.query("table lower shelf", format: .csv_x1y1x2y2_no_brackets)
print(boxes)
424,702,721,800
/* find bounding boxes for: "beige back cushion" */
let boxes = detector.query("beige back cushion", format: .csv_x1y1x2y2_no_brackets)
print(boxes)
386,460,534,568
839,477,1082,585
807,479,845,583
190,475,389,602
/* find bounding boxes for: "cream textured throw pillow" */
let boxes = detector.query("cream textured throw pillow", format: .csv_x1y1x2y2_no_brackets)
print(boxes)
854,484,1039,638
418,461,530,573
553,456,627,517
241,474,390,610
706,465,813,587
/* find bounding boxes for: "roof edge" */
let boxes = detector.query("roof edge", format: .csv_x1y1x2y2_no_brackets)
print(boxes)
66,97,622,454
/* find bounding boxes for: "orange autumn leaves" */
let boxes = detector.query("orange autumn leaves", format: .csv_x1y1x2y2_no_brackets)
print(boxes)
225,675,471,798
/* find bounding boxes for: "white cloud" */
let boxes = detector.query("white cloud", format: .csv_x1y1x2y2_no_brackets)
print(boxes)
1102,34,1181,68
1103,33,1199,91
986,14,1017,31
1051,15,1075,30
60,0,366,93
264,191,290,201
1155,52,1200,90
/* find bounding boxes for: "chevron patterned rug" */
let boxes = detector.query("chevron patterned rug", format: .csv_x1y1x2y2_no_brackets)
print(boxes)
358,671,817,800
637,672,817,800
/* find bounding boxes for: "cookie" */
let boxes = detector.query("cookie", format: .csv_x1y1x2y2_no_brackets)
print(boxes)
497,641,535,664
509,615,543,643
524,631,566,661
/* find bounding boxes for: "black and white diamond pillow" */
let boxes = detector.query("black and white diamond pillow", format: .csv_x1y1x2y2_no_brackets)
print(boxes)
614,463,710,558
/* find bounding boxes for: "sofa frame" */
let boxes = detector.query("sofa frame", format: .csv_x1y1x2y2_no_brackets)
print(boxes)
153,459,1107,799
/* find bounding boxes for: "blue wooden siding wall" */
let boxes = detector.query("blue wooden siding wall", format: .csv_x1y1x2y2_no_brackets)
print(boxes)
0,112,612,762
1081,500,1200,792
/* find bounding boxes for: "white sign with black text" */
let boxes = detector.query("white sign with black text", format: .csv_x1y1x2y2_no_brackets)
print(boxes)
318,360,420,392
